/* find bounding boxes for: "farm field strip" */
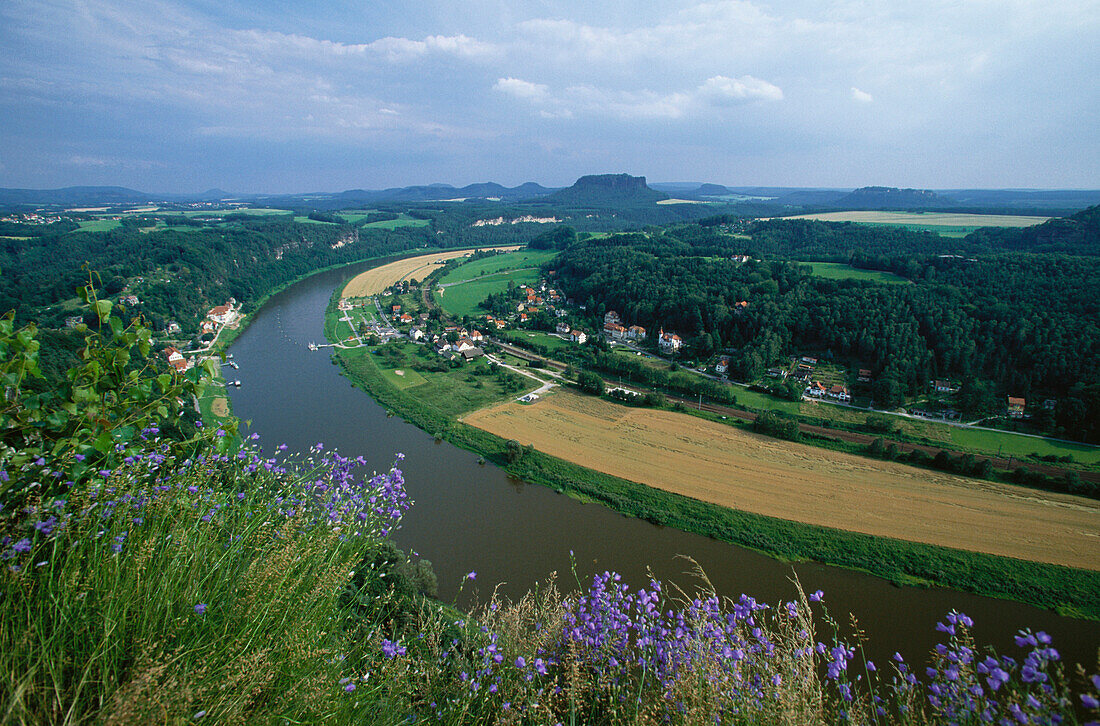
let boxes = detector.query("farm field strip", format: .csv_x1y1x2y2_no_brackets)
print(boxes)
341,247,521,298
461,391,1100,571
779,211,1050,227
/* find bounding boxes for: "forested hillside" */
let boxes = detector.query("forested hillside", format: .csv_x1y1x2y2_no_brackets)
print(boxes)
552,208,1100,442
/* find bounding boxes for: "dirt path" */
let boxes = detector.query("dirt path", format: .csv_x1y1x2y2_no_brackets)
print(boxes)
462,390,1100,571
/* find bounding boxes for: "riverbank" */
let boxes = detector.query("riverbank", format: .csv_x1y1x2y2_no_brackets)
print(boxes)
196,245,501,427
323,301,1100,619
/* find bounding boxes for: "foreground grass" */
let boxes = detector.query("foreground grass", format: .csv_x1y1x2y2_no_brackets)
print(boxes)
4,430,1098,724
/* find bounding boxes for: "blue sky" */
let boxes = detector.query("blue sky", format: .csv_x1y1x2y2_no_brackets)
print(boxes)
1,0,1097,193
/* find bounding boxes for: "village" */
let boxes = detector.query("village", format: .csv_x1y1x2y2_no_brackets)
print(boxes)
325,264,1035,427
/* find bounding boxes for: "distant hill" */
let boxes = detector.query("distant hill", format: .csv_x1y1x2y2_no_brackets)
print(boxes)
0,186,155,207
547,174,668,206
832,186,954,210
325,181,554,205
694,183,733,197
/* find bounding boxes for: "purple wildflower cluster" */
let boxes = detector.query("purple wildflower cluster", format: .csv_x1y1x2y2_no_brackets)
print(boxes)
1,436,408,572
299,447,409,538
921,611,1088,725
359,571,1100,725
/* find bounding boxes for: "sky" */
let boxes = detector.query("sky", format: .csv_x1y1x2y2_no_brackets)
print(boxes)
1,0,1097,194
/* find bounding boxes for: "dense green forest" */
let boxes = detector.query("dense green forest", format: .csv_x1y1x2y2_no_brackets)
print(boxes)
551,207,1100,442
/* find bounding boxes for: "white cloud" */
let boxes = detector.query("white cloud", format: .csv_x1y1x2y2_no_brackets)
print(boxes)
493,77,550,102
698,75,784,105
496,74,782,120
851,87,874,103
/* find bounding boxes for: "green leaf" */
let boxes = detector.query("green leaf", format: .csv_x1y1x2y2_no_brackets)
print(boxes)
94,299,112,321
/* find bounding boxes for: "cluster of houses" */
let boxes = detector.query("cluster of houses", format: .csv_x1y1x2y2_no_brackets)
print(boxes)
200,301,239,337
805,381,852,402
432,327,485,362
600,311,648,343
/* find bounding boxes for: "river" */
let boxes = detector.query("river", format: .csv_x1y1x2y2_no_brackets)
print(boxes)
226,258,1099,673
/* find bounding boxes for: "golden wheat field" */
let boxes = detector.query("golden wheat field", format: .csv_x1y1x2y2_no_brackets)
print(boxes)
342,247,521,298
779,211,1049,227
461,391,1100,570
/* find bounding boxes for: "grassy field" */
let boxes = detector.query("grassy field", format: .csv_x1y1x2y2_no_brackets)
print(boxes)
337,343,534,418
378,365,428,389
74,219,121,232
342,247,521,298
804,262,910,285
462,390,1100,571
506,330,574,353
438,249,558,285
439,269,544,318
362,216,430,230
781,211,1050,228
949,426,1100,464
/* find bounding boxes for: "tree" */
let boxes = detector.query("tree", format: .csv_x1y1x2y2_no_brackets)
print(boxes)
872,376,904,410
577,370,604,396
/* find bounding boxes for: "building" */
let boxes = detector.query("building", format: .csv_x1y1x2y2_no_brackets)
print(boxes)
556,320,571,334
716,356,730,374
570,329,587,344
857,369,873,383
603,322,627,340
604,311,621,326
657,328,683,353
1007,396,1026,418
409,327,426,341
399,313,414,324
828,384,851,402
932,380,954,393
627,325,646,341
468,329,484,342
207,304,235,325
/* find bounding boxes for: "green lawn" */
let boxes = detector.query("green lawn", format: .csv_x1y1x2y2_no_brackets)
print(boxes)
805,262,910,285
293,216,338,225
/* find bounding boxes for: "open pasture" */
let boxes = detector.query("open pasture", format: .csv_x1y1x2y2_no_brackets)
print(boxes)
804,262,909,284
342,247,520,298
461,390,1100,570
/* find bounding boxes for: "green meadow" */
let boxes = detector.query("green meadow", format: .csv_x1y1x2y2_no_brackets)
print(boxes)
804,262,910,284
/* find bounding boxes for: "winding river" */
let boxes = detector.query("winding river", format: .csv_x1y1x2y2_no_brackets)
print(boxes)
226,258,1099,671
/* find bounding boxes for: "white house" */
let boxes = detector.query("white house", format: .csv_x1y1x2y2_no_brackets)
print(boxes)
657,328,683,353
556,320,571,334
627,325,646,341
570,330,588,344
